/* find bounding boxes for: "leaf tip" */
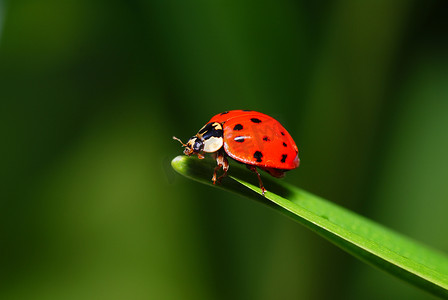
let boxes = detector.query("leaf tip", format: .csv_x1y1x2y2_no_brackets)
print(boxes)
171,155,186,173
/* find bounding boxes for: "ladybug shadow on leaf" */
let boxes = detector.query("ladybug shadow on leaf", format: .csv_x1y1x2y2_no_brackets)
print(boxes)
219,159,294,200
176,155,293,200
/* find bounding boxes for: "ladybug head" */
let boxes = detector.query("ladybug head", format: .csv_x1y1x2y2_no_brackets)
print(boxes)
172,136,203,156
173,122,224,157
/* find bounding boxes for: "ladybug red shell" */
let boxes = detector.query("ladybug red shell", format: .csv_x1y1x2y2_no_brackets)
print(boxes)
173,110,300,195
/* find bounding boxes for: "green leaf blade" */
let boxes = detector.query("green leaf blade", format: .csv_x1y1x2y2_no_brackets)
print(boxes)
171,155,448,298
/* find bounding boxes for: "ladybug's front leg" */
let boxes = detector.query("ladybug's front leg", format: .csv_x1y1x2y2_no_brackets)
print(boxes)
247,165,267,196
212,151,229,185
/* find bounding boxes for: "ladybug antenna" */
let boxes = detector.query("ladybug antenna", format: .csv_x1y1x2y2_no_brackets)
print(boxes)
172,136,186,147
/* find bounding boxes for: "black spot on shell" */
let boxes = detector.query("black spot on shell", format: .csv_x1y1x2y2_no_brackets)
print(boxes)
220,111,229,115
283,142,287,147
281,154,287,163
251,118,262,123
280,131,285,136
234,136,245,143
233,124,243,131
254,151,263,162
263,136,270,142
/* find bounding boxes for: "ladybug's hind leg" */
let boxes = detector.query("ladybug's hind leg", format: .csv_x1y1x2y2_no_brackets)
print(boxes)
212,151,229,185
247,165,267,196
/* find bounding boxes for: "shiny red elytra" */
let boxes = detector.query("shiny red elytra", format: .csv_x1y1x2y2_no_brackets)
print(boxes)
173,110,300,195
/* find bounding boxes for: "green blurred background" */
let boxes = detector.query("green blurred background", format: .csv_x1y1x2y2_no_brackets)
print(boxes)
1,0,447,299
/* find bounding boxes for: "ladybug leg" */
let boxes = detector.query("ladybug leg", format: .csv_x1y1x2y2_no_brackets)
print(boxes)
247,165,267,196
212,151,229,185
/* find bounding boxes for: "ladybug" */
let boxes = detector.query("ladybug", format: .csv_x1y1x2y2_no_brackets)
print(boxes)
173,110,300,195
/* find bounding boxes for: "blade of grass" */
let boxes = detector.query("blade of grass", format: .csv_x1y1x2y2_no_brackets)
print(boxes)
172,155,448,298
